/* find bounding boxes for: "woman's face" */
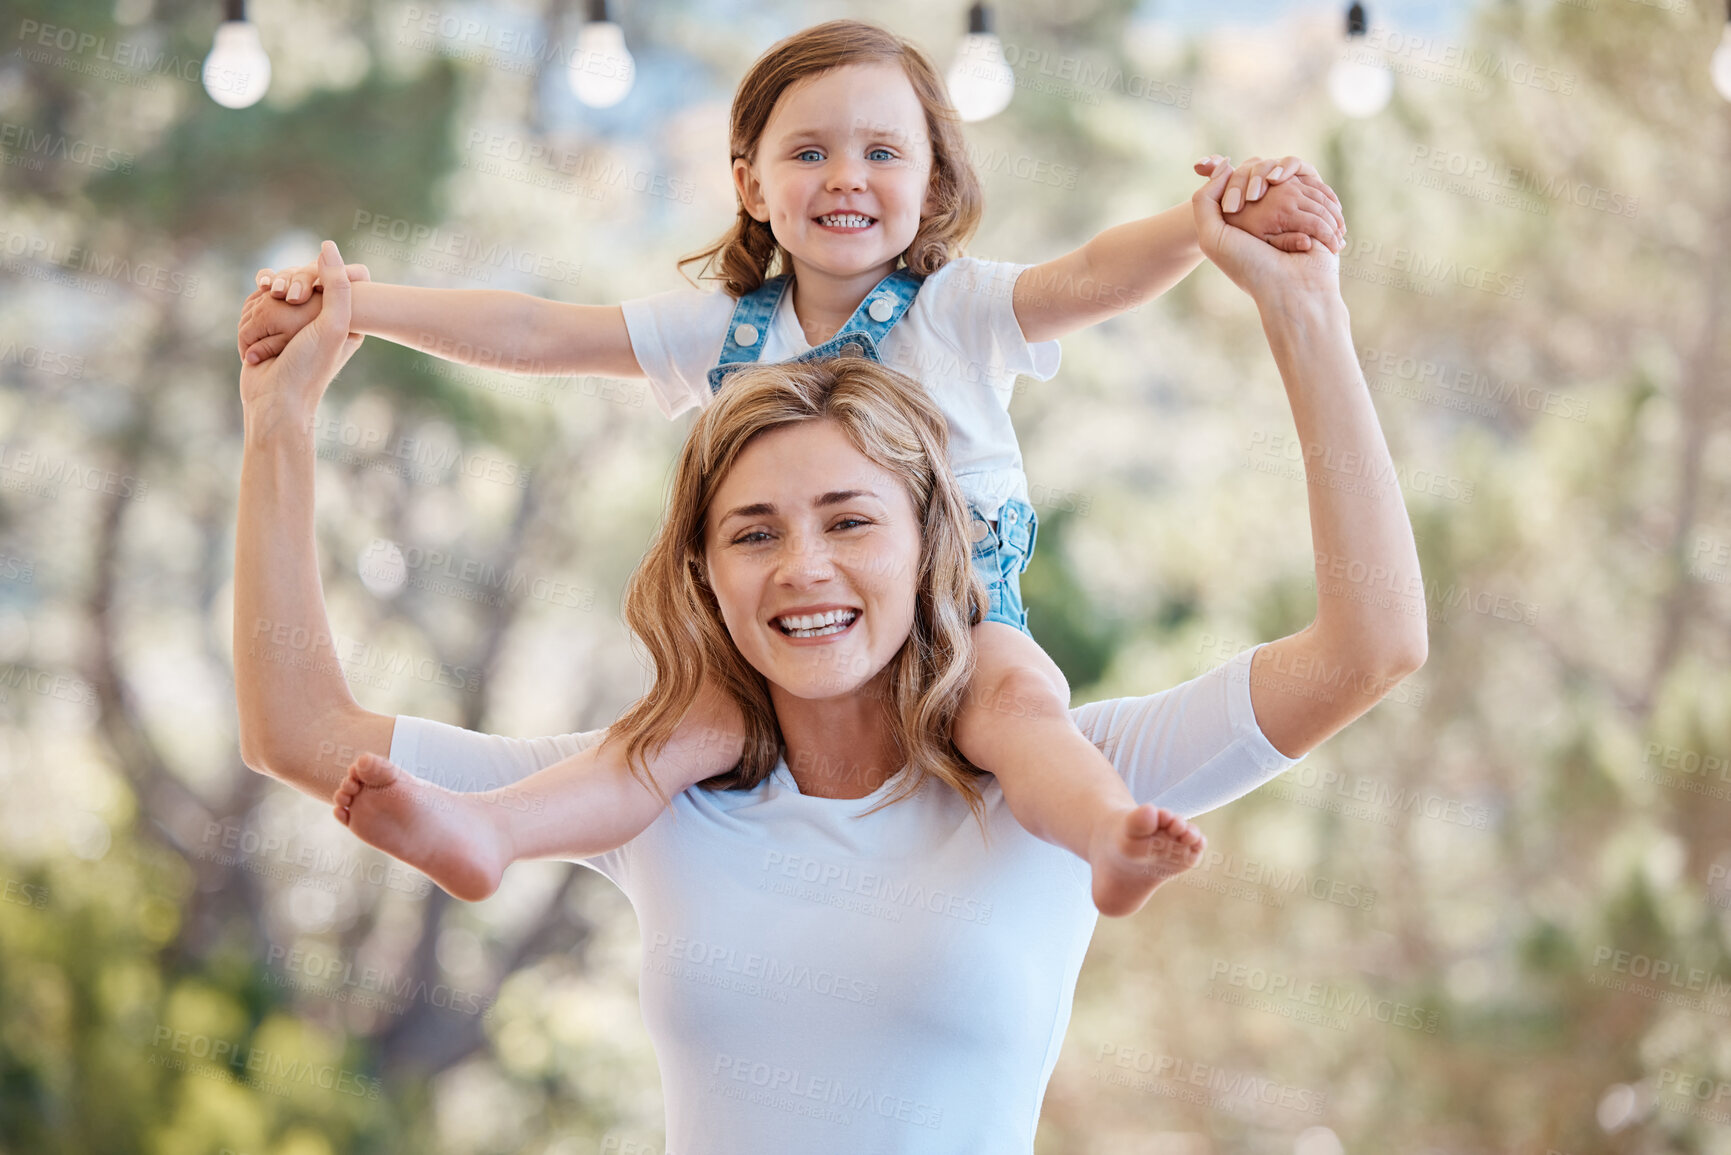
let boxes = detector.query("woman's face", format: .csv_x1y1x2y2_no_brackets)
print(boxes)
704,419,923,700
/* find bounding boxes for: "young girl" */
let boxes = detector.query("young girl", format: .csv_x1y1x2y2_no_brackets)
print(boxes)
241,20,1345,916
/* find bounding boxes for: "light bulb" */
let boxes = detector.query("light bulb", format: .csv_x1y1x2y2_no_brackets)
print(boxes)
946,31,1014,122
1711,23,1731,102
1329,54,1393,117
202,20,270,109
569,20,634,108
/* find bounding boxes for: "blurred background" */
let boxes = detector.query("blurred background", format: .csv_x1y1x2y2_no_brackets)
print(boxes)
2,0,1729,1150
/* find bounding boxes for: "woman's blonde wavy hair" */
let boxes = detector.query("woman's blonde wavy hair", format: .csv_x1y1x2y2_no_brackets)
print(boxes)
678,19,984,298
603,356,992,825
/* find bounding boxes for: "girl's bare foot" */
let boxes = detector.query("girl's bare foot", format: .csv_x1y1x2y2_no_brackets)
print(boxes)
1088,804,1206,917
332,753,511,902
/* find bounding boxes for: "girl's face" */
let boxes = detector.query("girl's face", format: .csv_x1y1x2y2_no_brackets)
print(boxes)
733,61,937,285
703,419,923,701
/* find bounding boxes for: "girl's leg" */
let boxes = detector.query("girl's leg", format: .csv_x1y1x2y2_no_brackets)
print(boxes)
333,677,745,901
952,621,1206,916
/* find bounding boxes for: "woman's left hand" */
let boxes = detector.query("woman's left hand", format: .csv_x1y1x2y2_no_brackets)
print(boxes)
1192,162,1342,309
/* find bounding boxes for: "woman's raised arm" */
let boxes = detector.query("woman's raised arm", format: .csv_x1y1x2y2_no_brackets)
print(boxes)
1192,165,1428,759
233,241,396,799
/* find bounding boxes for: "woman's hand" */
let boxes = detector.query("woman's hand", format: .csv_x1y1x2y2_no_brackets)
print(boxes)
238,240,366,423
1192,162,1342,310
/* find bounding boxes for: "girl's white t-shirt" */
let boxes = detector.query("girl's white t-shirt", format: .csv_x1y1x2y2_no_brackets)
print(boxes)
388,646,1297,1154
621,257,1060,522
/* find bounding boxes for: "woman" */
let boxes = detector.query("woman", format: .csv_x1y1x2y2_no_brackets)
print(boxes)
232,164,1425,1151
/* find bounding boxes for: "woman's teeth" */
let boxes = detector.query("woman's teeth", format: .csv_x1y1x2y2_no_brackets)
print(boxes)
817,213,874,228
777,609,859,637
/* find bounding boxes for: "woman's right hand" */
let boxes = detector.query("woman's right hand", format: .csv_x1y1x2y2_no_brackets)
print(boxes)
1192,162,1342,312
238,241,365,422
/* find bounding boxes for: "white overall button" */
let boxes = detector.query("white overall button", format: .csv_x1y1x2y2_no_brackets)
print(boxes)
734,323,760,346
970,518,991,543
867,297,894,323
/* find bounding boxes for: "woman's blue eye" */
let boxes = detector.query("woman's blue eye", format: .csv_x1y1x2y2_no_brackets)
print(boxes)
733,531,770,545
833,518,869,531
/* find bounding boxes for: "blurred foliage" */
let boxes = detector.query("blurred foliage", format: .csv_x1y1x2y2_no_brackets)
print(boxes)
1,0,1728,1152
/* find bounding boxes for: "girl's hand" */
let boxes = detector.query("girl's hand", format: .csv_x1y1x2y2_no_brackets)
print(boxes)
1195,154,1346,251
253,257,365,306
1192,163,1340,308
240,261,370,364
238,241,366,417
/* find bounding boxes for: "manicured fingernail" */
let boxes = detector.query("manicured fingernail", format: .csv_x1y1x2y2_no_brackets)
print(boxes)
1223,188,1242,213
289,280,304,301
272,277,286,294
1268,166,1284,181
1197,156,1212,167
1250,177,1265,200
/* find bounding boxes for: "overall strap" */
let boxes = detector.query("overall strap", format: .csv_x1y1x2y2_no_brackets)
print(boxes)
712,274,792,370
834,267,923,346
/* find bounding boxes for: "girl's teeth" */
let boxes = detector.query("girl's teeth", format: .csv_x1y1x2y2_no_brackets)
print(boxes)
819,214,872,227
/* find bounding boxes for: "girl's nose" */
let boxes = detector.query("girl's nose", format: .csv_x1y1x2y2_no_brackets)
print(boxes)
825,157,867,192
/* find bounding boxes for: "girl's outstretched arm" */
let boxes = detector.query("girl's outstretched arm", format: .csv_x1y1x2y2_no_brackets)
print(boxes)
1012,155,1345,344
241,265,643,380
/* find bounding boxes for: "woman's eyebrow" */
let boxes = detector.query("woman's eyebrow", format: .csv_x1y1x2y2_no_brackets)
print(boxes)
718,490,882,523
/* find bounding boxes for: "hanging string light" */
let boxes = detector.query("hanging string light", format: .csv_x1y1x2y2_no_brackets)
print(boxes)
202,0,271,109
946,2,1015,122
569,0,635,109
1711,0,1731,102
1327,2,1392,118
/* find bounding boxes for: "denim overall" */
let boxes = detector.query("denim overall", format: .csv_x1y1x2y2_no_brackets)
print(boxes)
706,269,1039,635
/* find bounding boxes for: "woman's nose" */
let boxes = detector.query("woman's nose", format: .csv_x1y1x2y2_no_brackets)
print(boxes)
775,533,835,584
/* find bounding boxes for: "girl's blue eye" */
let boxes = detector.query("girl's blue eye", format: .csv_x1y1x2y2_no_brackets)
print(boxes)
867,147,894,161
796,149,823,162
